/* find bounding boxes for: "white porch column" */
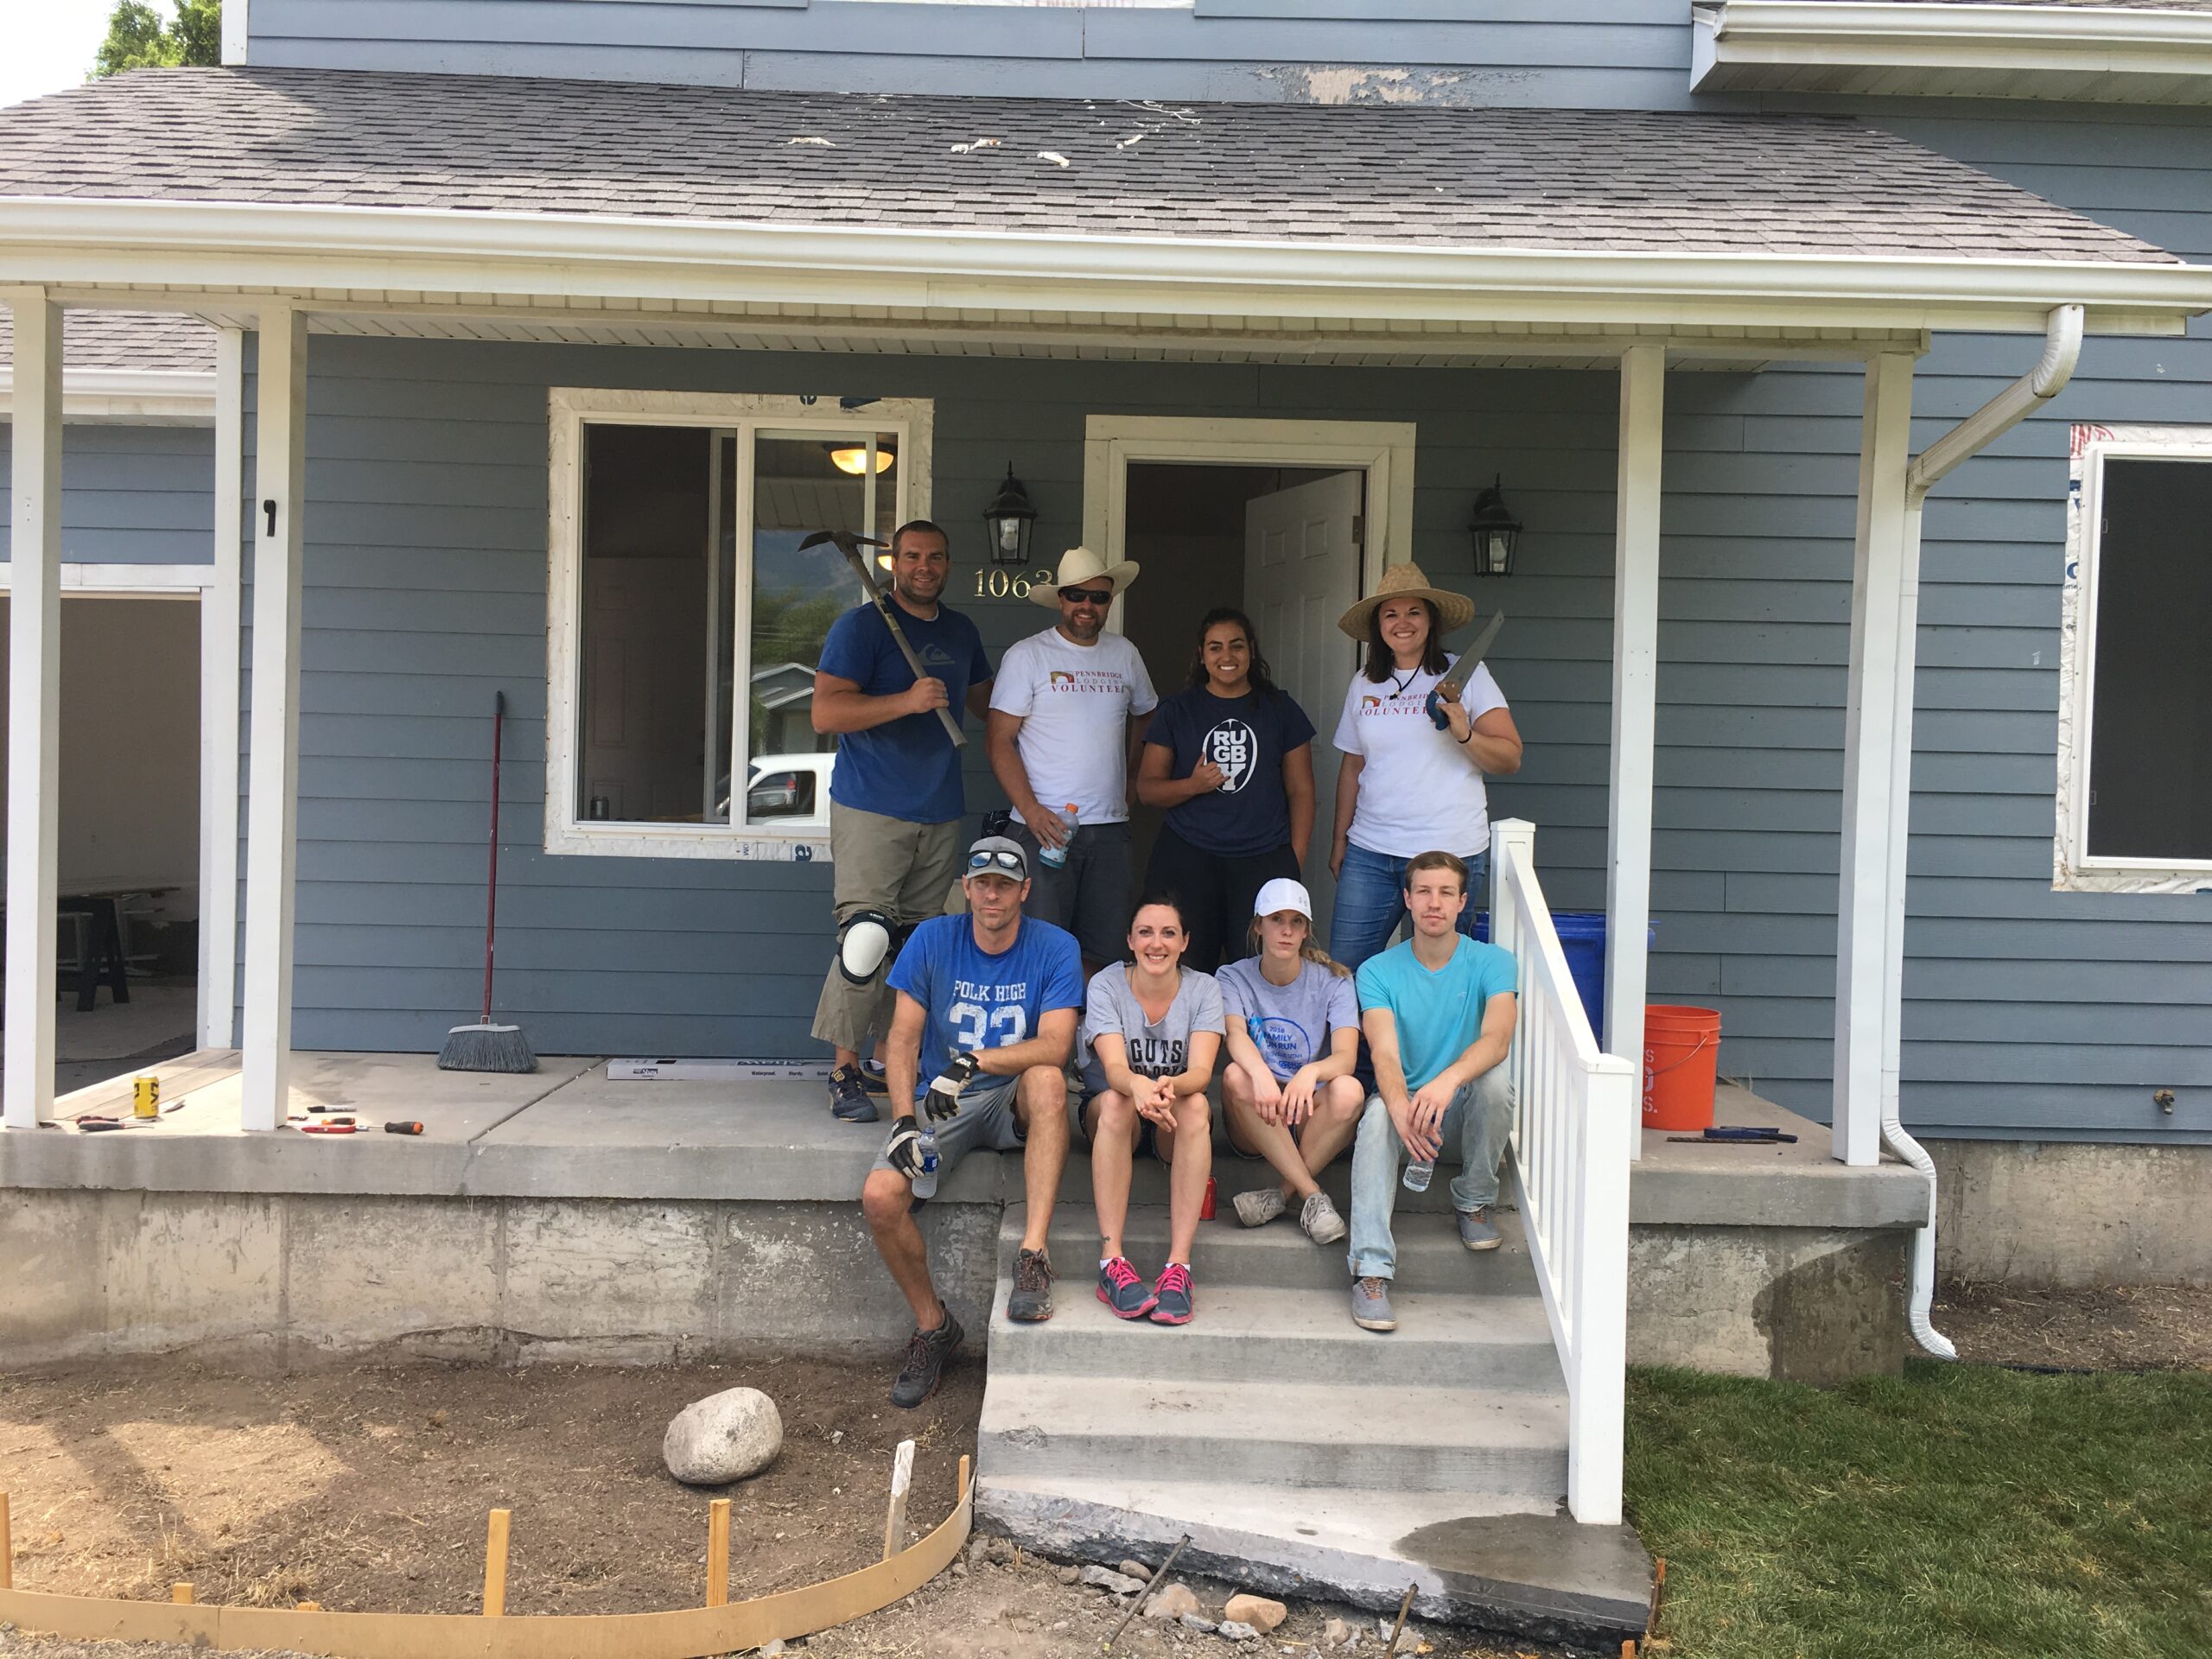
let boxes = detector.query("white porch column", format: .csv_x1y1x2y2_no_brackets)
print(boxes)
1833,353,1916,1166
2,290,63,1130
199,327,245,1050
239,308,308,1131
1606,343,1664,1161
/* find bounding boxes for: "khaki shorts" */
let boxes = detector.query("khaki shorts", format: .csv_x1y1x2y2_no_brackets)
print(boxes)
810,802,962,1052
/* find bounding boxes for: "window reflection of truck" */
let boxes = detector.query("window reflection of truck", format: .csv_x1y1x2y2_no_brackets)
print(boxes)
745,752,834,829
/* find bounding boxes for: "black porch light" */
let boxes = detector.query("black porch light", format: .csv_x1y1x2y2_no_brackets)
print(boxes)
983,464,1039,567
1468,474,1522,578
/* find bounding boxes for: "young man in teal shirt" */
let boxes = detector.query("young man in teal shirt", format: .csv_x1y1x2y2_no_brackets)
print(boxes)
1346,849,1518,1332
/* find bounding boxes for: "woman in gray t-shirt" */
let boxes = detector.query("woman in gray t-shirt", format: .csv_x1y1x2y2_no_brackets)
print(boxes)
1075,894,1224,1327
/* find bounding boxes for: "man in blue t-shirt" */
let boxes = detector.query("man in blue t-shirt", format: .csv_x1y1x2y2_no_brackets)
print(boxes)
861,836,1084,1408
810,520,995,1125
1346,849,1518,1334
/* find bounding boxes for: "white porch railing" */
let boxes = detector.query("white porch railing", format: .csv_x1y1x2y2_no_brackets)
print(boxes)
1488,818,1637,1527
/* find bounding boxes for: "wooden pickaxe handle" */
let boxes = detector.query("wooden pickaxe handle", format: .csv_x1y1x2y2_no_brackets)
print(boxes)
827,535,967,749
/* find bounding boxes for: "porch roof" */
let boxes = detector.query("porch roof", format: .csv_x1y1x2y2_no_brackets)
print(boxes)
0,66,2208,351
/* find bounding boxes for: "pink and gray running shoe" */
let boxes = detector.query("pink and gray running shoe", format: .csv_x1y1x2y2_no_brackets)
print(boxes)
1149,1262,1195,1325
1096,1255,1156,1319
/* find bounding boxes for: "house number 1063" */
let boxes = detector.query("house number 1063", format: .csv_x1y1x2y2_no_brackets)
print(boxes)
975,567,1053,600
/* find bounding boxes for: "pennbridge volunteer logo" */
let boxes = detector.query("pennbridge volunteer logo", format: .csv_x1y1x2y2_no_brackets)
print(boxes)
1203,719,1257,793
1045,669,1125,694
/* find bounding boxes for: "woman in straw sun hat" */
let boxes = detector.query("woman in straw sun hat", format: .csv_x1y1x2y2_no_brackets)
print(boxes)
1325,562,1523,975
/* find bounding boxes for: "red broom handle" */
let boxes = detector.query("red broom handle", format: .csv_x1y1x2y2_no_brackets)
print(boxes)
482,691,504,1026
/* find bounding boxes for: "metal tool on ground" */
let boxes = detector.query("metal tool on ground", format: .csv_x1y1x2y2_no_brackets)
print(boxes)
301,1123,358,1135
1102,1532,1192,1652
799,529,966,747
1425,611,1506,730
385,1121,426,1135
1667,1126,1797,1144
77,1117,127,1133
440,690,537,1074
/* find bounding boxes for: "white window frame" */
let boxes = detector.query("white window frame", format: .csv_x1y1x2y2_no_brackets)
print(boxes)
544,388,933,861
2056,423,2212,893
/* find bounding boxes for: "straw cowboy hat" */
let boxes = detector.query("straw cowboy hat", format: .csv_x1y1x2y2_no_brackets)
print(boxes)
1336,561,1478,639
1032,544,1141,610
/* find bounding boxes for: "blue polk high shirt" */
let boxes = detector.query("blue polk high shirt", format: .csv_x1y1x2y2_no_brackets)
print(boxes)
887,914,1085,1105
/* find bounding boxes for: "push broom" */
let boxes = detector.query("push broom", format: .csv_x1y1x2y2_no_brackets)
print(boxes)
439,690,537,1072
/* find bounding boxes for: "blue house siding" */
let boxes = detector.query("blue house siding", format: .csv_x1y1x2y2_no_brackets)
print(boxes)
244,0,1699,108
0,424,214,564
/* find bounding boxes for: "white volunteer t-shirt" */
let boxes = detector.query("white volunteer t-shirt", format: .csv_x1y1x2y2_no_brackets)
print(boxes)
990,627,1160,824
1332,662,1508,859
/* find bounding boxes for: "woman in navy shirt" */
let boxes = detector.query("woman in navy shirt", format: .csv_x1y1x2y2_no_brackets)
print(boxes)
1136,608,1317,972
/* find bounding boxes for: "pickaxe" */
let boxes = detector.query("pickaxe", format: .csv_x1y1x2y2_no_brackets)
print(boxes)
800,529,967,748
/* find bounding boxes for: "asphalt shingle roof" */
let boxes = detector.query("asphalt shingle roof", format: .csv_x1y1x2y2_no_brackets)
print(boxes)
0,307,217,373
0,67,2176,265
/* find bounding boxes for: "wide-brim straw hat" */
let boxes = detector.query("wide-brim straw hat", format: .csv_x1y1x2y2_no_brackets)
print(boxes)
1336,561,1478,639
1032,544,1141,609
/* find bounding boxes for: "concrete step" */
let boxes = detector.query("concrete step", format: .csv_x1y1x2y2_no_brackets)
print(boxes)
1001,1201,1536,1296
987,1280,1565,1392
976,1473,1654,1646
978,1374,1568,1497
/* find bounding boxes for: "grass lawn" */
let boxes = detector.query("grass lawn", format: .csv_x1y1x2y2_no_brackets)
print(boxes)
1624,1360,2212,1659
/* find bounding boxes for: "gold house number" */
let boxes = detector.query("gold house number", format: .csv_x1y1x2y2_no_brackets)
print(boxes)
975,567,1054,600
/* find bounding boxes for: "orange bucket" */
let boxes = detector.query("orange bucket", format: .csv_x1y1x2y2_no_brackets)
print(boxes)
1643,1005,1721,1131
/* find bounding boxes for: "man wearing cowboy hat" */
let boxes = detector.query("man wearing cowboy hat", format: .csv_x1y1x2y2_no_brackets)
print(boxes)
988,546,1158,975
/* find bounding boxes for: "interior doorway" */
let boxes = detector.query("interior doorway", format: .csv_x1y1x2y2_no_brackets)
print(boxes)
1120,462,1367,933
0,594,203,1093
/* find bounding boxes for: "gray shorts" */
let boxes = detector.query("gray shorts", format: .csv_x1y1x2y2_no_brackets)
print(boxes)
1014,820,1133,965
871,1073,1027,1181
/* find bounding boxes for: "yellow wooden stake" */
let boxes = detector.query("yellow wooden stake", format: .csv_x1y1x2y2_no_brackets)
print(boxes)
0,1490,11,1591
171,1583,194,1605
880,1440,915,1563
482,1509,511,1618
705,1499,730,1608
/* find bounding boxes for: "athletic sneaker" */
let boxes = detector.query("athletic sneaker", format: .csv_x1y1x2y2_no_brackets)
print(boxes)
1233,1187,1287,1229
861,1059,891,1096
1096,1255,1156,1319
1351,1276,1397,1332
1458,1207,1503,1251
1299,1191,1348,1245
828,1063,879,1123
1007,1249,1055,1322
1149,1262,1195,1325
889,1307,964,1408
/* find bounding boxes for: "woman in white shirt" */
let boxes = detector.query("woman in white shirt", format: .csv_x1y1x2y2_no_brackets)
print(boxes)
1326,563,1523,974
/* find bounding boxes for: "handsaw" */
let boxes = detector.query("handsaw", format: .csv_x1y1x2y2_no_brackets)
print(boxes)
1427,610,1506,729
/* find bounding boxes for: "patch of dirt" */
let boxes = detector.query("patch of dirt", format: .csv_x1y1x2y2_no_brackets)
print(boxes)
1935,1280,2212,1373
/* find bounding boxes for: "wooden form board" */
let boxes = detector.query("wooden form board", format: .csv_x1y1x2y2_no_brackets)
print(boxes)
0,1464,969,1659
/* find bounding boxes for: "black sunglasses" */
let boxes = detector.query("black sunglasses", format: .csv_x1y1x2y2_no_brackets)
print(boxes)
1060,587,1115,607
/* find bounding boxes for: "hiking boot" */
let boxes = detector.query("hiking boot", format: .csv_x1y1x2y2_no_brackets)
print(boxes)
1149,1262,1195,1325
1007,1248,1055,1323
829,1063,879,1123
1299,1191,1348,1245
889,1307,963,1408
861,1059,891,1096
1351,1276,1397,1332
1096,1255,1156,1320
1457,1206,1502,1251
1233,1187,1287,1229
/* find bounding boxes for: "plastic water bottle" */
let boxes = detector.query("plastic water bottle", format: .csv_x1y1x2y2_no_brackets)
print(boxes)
912,1123,942,1200
1038,803,1079,870
1402,1157,1434,1194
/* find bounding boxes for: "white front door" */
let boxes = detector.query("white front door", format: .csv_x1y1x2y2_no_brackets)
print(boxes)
1245,472,1363,931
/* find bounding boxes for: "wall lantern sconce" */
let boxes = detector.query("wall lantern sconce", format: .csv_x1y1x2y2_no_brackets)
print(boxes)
827,438,897,476
1467,475,1522,578
983,465,1039,568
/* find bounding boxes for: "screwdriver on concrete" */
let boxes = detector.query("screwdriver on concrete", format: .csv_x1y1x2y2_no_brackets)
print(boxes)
384,1122,425,1135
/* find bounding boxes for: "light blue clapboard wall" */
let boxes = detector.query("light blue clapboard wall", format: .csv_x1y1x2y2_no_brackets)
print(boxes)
244,0,1699,107
0,425,214,564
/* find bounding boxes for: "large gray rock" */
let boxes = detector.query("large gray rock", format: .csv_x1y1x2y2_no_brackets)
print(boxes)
663,1386,783,1484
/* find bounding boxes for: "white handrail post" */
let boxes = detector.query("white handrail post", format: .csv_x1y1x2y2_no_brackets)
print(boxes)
1491,819,1534,963
1566,1056,1636,1527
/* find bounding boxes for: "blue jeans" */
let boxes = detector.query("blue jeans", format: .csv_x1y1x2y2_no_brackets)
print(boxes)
1329,843,1490,976
1345,1068,1515,1281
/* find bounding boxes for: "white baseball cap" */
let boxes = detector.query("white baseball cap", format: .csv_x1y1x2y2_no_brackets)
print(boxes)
1252,877,1313,922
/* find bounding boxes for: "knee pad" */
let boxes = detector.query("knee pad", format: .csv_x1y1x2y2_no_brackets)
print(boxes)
836,909,896,985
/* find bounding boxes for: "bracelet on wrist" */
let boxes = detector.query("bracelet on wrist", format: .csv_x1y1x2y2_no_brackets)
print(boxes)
1456,725,1476,745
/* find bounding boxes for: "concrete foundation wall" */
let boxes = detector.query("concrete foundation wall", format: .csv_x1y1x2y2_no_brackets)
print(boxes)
1,1190,999,1370
1932,1139,2212,1289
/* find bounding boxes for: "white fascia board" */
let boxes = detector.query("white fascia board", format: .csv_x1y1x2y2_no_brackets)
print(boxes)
0,197,2206,338
1697,2,2212,90
0,367,217,423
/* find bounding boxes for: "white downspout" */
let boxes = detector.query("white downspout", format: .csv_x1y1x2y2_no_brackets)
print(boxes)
1889,302,2085,1359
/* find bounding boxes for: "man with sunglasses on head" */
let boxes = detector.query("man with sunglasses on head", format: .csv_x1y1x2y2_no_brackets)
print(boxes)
988,546,1157,976
861,836,1084,1408
810,519,995,1126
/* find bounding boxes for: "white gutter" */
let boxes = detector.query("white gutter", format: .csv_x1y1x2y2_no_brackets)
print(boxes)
1888,302,2086,1361
1696,1,2212,94
0,198,2207,337
0,367,217,424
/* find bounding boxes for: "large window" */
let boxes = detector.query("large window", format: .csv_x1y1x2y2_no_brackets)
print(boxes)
547,391,930,858
2057,431,2212,891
